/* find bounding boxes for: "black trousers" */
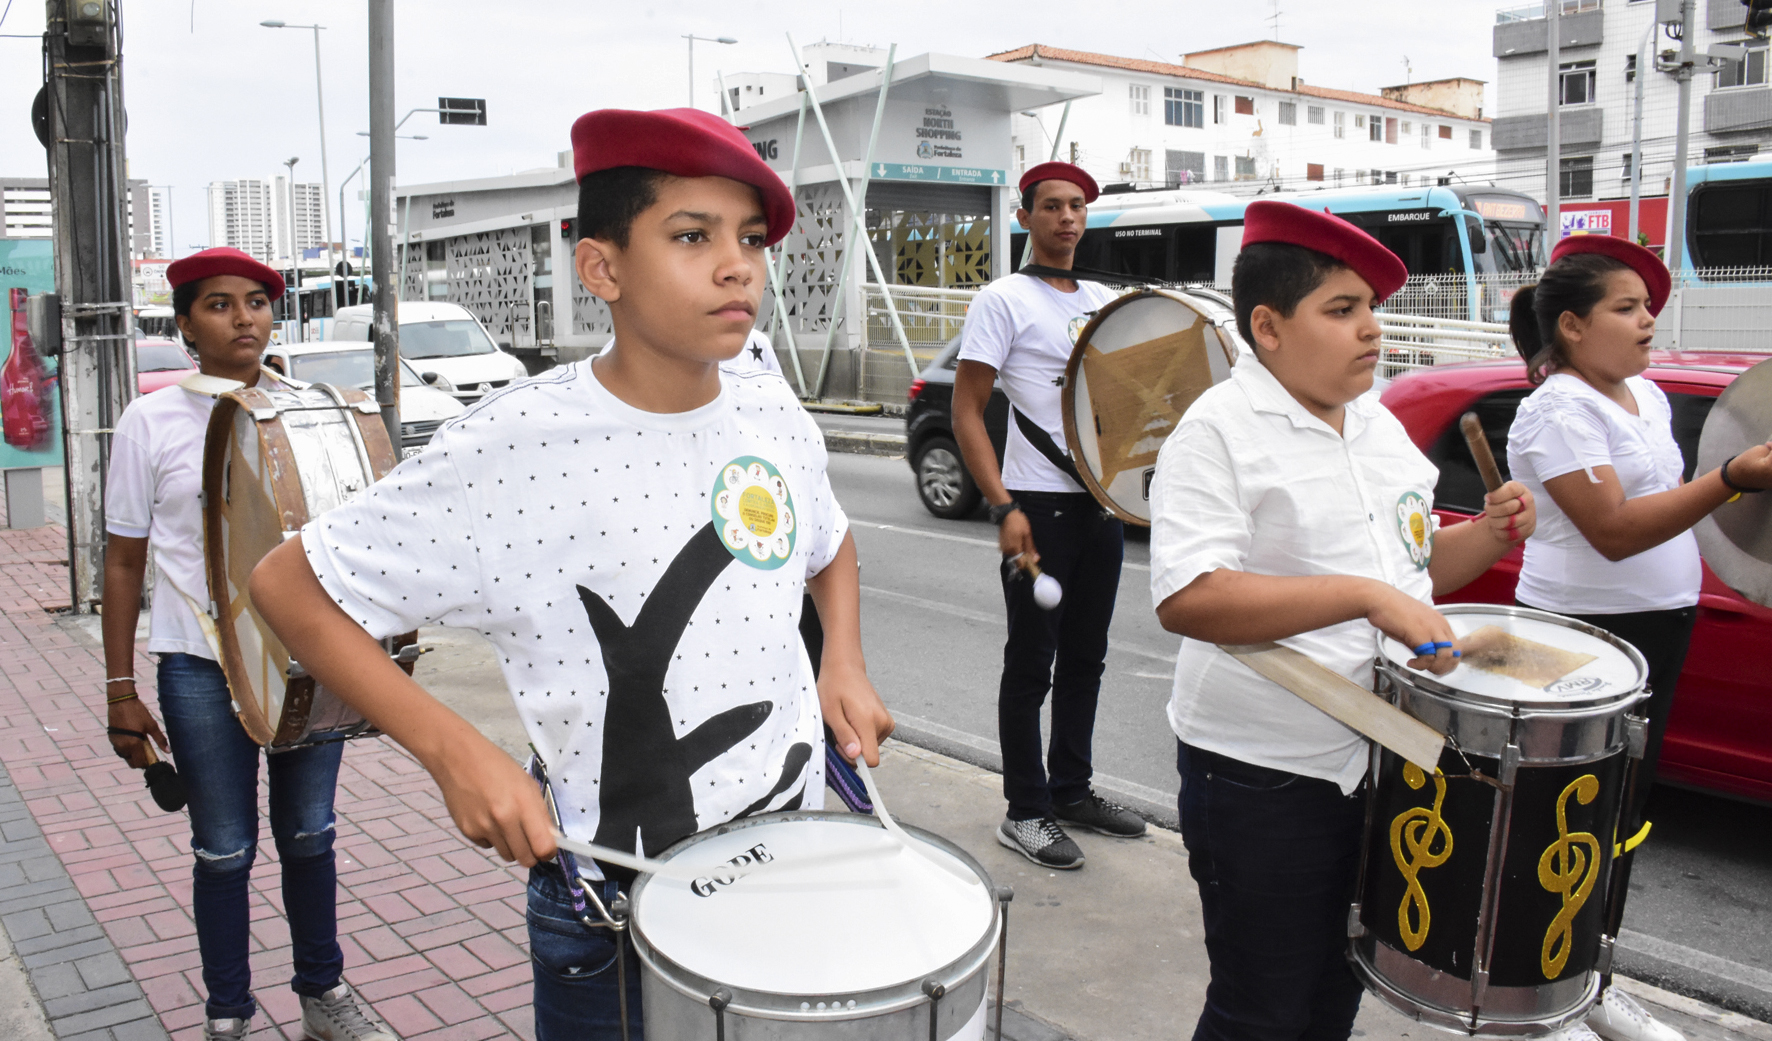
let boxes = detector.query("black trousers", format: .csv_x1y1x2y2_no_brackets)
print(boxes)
998,490,1123,820
1518,600,1698,971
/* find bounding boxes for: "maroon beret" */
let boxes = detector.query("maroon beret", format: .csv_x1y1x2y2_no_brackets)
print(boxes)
166,247,285,300
1018,161,1099,204
1241,200,1409,303
1550,234,1671,317
570,108,795,246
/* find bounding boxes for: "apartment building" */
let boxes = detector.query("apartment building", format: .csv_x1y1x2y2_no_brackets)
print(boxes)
989,41,1495,196
207,179,277,262
1491,0,1772,246
273,177,325,261
128,182,168,258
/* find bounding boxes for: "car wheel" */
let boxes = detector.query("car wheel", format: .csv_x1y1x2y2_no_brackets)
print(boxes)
914,436,981,519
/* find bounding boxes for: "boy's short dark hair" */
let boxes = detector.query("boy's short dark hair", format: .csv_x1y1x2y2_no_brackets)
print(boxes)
576,167,669,249
1230,242,1348,345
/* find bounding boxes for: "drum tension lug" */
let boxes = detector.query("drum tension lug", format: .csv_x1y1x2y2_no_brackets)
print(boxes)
1625,716,1648,759
709,987,733,1041
922,978,946,1041
1596,935,1615,976
1499,744,1521,787
1472,968,1490,1006
1346,903,1367,939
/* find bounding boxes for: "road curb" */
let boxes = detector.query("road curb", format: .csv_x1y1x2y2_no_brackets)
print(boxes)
823,429,909,458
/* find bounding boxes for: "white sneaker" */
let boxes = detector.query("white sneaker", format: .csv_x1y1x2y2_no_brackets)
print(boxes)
1588,986,1685,1041
300,982,399,1041
1549,1021,1604,1041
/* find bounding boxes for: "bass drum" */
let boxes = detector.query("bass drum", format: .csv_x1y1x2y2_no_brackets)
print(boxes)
1060,287,1241,526
201,383,415,749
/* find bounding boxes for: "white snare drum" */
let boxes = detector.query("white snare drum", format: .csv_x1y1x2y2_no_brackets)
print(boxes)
629,812,1003,1040
201,382,415,749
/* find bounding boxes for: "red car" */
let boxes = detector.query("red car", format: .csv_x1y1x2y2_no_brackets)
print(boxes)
134,338,198,395
1382,352,1772,805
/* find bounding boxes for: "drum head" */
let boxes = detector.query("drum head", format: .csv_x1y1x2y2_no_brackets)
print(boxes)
1062,289,1238,526
632,814,995,995
1695,357,1772,608
1377,604,1647,709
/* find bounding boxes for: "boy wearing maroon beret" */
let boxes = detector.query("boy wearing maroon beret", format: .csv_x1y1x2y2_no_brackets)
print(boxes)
251,108,894,1040
1147,201,1537,1041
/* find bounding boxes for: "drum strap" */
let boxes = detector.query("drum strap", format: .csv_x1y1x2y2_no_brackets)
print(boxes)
1010,407,1085,488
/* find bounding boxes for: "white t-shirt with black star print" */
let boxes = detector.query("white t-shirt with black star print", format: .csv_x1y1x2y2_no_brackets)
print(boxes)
301,359,847,871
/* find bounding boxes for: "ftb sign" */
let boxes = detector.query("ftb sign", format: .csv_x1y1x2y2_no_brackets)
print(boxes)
1560,210,1612,237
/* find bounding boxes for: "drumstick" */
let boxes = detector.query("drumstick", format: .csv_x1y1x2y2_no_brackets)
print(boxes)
551,830,894,884
855,760,981,885
1010,553,1063,610
1460,412,1505,494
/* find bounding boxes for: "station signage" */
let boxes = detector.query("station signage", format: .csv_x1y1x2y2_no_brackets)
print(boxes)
869,163,1007,185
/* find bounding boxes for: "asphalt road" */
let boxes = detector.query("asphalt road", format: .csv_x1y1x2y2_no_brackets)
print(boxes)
824,448,1772,1022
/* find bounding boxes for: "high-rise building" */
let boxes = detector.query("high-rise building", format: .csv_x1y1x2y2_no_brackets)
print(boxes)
273,177,325,260
129,183,169,258
1,178,54,239
207,179,277,262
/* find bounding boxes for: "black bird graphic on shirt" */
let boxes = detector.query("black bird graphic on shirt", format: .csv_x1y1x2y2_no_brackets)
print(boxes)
577,521,811,857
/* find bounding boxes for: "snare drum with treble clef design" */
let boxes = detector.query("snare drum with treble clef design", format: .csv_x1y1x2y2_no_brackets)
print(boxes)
1349,605,1649,1036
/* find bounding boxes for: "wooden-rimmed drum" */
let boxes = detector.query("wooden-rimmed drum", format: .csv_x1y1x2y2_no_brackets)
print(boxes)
1351,604,1649,1036
1060,287,1240,526
201,382,413,749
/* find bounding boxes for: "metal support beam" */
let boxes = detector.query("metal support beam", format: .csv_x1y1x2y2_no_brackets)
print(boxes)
1546,0,1561,252
785,35,916,397
42,0,137,612
369,0,400,449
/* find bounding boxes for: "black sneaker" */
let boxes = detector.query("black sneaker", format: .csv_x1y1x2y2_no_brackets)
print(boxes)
997,816,1085,869
1053,792,1147,837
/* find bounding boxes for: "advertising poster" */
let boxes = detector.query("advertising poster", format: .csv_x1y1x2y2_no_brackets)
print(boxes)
0,239,64,470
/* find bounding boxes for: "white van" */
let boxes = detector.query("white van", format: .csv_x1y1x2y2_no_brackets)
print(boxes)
329,301,529,403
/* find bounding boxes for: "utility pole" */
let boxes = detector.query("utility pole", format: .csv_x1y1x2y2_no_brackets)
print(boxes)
1664,0,1697,273
283,157,302,342
41,0,136,613
1546,0,1561,252
369,0,399,450
1629,20,1654,245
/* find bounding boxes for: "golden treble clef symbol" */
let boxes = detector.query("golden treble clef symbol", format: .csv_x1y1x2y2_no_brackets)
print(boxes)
1388,762,1453,952
1539,774,1601,979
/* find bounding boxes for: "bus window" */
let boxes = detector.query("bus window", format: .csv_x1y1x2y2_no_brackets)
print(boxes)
1689,180,1772,267
1484,224,1543,274
1372,221,1459,276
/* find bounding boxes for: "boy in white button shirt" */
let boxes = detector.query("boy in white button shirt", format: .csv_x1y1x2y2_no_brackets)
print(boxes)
1149,201,1536,1041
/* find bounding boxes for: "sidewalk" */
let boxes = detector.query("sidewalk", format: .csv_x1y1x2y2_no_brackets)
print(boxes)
0,521,1767,1041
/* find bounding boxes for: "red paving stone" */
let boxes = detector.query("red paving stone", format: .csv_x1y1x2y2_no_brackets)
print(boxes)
0,524,537,1038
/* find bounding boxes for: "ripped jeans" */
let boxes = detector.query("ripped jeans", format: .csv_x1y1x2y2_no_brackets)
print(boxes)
157,653,345,1021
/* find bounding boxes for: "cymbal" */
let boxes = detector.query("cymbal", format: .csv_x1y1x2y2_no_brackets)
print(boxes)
1695,357,1772,608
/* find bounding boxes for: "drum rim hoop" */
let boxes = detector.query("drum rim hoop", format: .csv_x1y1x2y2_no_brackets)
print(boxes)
628,811,1000,1013
1059,287,1237,528
1373,602,1650,711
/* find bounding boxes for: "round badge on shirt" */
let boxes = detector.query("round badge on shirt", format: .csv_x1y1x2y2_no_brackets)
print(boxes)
713,457,796,569
1395,491,1433,570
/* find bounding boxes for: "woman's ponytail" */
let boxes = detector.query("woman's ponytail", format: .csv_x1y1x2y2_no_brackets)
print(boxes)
1509,283,1543,373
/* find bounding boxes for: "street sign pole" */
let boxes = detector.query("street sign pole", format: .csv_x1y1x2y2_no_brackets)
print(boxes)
1546,0,1561,252
369,0,400,450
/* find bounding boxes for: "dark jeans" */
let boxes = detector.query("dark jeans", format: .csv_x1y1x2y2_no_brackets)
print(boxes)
1519,601,1698,971
1178,742,1367,1041
528,864,645,1041
156,653,345,1021
998,491,1123,820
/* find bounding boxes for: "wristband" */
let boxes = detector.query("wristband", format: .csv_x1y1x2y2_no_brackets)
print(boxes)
1721,454,1762,495
106,677,135,685
988,501,1022,526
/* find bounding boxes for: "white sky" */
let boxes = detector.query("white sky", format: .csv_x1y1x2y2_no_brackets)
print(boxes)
0,0,1496,258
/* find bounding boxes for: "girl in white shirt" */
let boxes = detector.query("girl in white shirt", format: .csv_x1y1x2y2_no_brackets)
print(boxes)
1506,235,1772,1041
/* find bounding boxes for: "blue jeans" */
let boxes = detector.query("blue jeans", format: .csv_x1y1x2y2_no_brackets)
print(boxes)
998,491,1123,820
528,864,645,1041
157,653,345,1021
1178,742,1367,1041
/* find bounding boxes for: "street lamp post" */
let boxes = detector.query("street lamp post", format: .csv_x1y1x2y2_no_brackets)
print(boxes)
283,157,302,342
262,21,334,274
683,34,737,109
341,134,427,302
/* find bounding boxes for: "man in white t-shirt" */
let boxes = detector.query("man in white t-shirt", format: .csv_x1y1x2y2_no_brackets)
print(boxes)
250,108,893,1041
953,162,1146,870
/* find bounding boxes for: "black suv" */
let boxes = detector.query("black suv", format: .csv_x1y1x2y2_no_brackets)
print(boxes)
904,334,1008,519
